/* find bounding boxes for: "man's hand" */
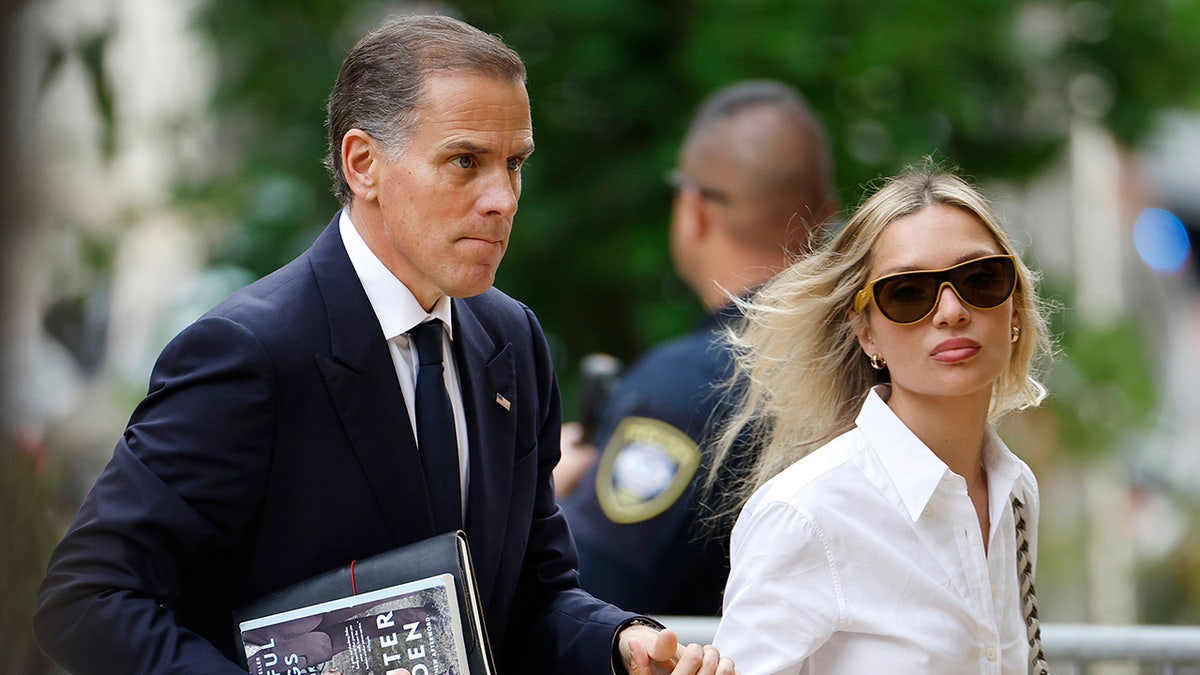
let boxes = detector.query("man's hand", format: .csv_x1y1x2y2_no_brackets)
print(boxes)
618,625,737,675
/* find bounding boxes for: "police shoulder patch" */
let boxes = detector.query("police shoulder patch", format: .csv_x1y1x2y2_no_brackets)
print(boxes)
595,416,701,524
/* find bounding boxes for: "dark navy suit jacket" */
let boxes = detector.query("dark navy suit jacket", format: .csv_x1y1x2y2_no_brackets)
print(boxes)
34,216,635,674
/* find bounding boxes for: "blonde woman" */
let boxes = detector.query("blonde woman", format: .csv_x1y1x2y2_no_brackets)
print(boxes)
709,168,1052,674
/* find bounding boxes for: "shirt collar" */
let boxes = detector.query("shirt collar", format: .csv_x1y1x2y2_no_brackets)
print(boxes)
856,385,1025,523
982,424,1024,531
339,210,453,341
856,385,952,522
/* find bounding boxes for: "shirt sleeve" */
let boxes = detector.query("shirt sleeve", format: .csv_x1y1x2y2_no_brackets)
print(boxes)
714,498,844,674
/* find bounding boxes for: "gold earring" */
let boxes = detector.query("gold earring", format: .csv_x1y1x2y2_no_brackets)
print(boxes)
869,353,886,370
1011,325,1021,343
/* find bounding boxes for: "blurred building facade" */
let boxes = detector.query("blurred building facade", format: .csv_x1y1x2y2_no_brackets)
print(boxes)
3,0,225,495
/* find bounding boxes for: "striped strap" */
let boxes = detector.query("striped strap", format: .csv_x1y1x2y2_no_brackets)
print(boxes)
1013,496,1049,675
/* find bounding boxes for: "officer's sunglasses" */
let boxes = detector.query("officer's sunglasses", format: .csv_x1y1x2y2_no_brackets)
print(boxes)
853,254,1018,325
666,171,731,204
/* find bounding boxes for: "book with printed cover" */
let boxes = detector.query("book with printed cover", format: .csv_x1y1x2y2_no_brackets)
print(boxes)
240,573,465,675
234,531,495,675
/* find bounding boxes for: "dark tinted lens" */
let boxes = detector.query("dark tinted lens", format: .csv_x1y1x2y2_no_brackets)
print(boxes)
870,256,1016,324
950,257,1015,308
874,274,939,323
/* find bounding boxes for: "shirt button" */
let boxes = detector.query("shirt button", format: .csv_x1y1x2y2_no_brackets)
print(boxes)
986,647,997,661
923,506,932,517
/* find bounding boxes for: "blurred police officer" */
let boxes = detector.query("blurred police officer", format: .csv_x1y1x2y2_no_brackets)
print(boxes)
557,80,838,615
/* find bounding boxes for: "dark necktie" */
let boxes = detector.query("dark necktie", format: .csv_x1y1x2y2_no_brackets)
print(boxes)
409,319,462,532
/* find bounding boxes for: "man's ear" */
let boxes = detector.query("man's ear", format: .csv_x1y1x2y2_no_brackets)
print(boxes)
672,187,706,243
692,189,721,243
342,129,379,202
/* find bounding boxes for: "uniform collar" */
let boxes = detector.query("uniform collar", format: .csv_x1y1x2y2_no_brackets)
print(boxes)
699,295,751,333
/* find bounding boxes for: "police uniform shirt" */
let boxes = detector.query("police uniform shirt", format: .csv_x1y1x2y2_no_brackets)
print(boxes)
561,306,743,616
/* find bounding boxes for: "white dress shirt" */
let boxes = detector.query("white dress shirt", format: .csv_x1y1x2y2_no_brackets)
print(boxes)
339,210,469,512
714,385,1039,675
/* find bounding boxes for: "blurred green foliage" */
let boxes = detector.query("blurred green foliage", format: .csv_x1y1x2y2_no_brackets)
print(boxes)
1043,305,1158,459
184,0,1200,415
1138,508,1200,624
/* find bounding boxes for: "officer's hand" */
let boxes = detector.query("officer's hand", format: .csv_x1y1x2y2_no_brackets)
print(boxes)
553,421,598,498
618,626,737,675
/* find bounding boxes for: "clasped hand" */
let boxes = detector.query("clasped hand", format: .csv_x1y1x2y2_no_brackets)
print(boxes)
618,625,737,675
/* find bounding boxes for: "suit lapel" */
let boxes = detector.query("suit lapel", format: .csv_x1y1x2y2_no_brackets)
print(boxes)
305,219,520,598
453,298,516,607
309,219,438,545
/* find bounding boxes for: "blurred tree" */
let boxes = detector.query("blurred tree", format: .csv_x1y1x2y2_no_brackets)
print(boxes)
185,0,1200,413
0,2,59,671
1138,504,1200,624
0,0,24,452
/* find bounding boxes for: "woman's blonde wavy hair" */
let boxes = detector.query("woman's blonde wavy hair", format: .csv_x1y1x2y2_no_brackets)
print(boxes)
705,166,1054,522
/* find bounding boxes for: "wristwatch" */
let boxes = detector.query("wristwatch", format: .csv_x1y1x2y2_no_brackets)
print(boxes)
611,616,667,675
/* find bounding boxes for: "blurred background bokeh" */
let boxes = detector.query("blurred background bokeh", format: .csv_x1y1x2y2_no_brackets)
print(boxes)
3,1,1199,672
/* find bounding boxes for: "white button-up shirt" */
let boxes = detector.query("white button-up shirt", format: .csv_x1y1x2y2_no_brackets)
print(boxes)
714,386,1039,675
339,210,470,511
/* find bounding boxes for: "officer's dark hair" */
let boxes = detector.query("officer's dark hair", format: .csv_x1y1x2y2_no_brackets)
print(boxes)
325,14,527,206
678,80,836,254
686,81,832,188
686,80,812,134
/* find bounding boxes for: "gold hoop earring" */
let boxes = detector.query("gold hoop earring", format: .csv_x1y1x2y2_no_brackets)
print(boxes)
1011,325,1021,343
869,353,886,370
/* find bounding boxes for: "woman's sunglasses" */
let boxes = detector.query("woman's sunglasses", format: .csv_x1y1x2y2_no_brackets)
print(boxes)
853,254,1017,325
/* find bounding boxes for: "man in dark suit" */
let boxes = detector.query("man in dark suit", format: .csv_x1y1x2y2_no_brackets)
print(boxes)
33,15,734,675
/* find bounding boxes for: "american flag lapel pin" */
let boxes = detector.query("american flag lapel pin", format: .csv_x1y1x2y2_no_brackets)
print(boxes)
495,393,511,411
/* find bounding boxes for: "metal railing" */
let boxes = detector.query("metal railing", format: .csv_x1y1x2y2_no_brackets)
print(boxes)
655,617,1200,674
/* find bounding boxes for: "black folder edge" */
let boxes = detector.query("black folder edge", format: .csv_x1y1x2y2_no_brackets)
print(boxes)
232,530,495,674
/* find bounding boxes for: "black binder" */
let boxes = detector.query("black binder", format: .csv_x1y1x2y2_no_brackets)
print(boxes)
233,530,495,674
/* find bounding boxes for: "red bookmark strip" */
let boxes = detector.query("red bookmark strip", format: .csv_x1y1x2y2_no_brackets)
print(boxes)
349,559,359,595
